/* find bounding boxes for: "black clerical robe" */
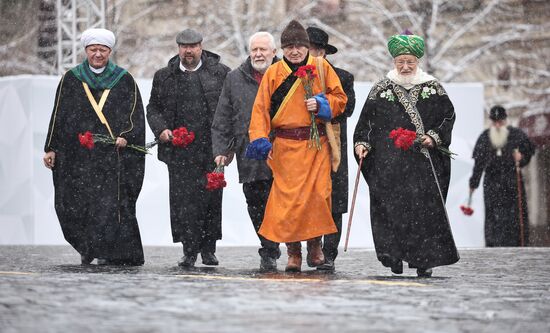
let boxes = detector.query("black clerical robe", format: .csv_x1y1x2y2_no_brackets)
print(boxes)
469,126,535,246
44,70,145,265
354,78,459,270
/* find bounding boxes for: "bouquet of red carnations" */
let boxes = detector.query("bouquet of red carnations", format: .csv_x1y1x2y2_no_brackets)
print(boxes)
206,164,226,191
388,127,456,158
171,126,195,148
295,64,321,150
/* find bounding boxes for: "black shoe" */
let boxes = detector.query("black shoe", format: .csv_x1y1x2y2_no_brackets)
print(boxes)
260,256,277,271
81,254,94,265
178,255,197,267
391,261,403,274
317,257,335,271
97,258,110,265
201,252,219,266
417,268,433,278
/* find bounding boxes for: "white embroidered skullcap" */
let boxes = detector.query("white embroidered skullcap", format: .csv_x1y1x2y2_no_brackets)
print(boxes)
81,28,116,49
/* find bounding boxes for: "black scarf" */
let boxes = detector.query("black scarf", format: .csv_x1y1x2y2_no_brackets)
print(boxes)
269,55,309,119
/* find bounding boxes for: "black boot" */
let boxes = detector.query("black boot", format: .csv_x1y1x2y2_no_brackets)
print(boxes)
317,257,335,271
178,254,197,268
81,254,94,265
201,252,219,266
417,268,433,278
391,261,403,274
260,256,277,272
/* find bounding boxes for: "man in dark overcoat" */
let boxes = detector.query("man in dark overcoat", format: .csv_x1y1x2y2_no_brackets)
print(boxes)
211,32,280,271
147,29,230,267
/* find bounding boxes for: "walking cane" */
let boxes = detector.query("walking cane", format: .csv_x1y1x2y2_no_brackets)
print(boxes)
515,149,525,247
344,157,363,252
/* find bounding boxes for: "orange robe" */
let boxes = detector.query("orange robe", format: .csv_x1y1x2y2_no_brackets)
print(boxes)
249,55,347,243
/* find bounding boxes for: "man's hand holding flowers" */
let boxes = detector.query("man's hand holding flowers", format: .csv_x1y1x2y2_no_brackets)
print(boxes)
115,137,127,148
159,129,173,143
420,134,434,148
311,93,332,121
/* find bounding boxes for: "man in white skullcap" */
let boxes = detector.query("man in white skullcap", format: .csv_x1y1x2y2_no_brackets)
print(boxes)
43,27,147,266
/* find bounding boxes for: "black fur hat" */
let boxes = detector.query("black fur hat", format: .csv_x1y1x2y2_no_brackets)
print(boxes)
489,105,507,121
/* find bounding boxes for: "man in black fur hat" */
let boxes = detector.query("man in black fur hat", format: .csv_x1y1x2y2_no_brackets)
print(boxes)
306,26,355,271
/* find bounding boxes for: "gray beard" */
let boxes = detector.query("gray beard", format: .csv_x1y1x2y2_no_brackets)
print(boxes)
489,126,509,150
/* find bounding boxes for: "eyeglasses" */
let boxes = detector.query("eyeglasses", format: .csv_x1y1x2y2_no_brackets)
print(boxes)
394,60,418,66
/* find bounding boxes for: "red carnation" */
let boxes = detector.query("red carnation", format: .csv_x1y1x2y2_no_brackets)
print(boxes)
78,131,95,149
460,205,474,216
389,127,417,150
77,131,151,153
294,64,317,79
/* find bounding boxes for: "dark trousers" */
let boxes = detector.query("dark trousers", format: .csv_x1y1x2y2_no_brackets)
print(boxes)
322,212,342,260
243,179,280,259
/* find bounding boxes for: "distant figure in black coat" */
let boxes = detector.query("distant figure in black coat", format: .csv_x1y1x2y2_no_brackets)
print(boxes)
469,105,535,246
307,27,356,271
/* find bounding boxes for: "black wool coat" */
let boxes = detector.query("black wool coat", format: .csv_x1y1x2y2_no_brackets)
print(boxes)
147,50,230,165
331,65,355,214
146,50,230,244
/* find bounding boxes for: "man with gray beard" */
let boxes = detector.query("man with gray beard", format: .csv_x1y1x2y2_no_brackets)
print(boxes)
469,105,535,246
211,32,280,271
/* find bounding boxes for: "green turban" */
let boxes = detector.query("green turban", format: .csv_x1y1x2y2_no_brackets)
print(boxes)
387,34,425,58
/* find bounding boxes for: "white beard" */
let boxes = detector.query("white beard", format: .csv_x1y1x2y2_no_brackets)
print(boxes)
251,59,269,73
386,67,437,89
396,73,414,86
489,126,509,155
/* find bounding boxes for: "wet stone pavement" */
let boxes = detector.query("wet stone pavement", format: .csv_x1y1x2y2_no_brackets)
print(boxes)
0,246,549,333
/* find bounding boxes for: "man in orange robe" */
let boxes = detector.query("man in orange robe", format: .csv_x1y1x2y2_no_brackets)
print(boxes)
247,20,347,272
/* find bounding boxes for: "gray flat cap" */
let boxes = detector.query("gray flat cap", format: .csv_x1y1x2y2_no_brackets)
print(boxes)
176,29,203,44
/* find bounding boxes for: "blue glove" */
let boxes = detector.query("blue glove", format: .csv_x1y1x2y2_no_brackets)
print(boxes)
245,138,272,160
313,93,332,121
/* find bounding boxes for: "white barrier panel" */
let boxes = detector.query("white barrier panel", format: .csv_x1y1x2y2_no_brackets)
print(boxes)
0,75,484,247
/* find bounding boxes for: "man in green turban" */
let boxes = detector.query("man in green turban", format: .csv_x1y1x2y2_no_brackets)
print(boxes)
353,32,459,277
387,34,425,59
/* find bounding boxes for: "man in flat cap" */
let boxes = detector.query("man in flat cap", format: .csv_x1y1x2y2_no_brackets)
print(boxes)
211,32,281,271
247,20,347,272
354,31,459,277
469,105,535,246
43,28,146,266
147,28,230,268
307,26,355,271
